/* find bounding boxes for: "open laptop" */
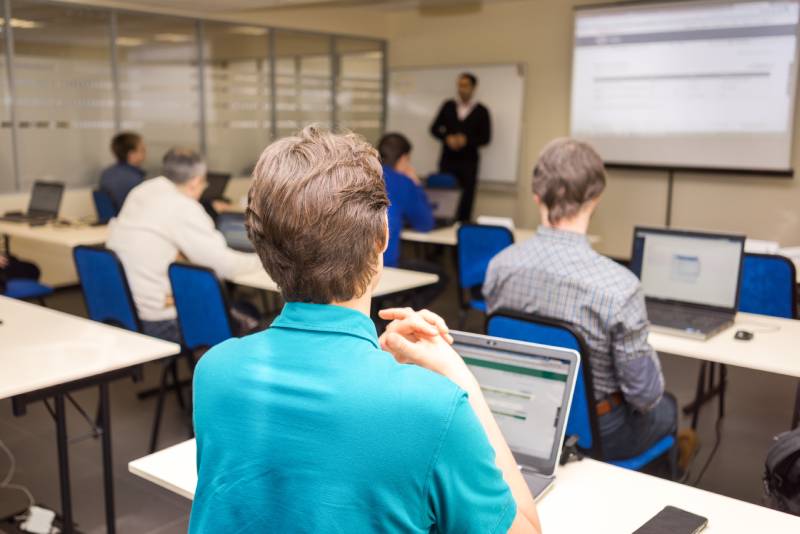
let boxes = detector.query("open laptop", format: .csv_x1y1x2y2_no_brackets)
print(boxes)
630,226,746,340
201,172,231,204
1,181,64,224
424,188,461,227
451,330,580,500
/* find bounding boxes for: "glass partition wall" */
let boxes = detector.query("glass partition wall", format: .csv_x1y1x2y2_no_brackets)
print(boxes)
0,0,386,191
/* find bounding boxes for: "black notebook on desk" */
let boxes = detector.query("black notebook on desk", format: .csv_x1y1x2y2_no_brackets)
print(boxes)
633,506,708,534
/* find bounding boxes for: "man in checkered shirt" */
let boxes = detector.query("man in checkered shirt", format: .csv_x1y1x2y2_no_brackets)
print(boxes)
484,138,676,460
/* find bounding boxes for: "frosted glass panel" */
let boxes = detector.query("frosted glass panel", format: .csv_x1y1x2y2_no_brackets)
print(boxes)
11,0,114,190
0,2,384,192
336,38,383,145
202,22,271,176
0,23,13,193
274,30,332,139
117,13,199,175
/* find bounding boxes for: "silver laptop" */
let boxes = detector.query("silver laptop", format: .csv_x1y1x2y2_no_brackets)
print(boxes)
451,331,580,500
630,227,746,340
425,188,461,227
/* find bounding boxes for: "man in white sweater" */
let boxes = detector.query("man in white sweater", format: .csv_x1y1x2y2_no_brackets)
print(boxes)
107,147,261,342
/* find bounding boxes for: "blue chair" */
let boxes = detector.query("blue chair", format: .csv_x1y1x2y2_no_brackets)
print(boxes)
3,278,53,304
73,245,186,453
456,224,514,328
73,245,140,331
487,310,677,476
168,262,234,354
92,189,117,223
740,253,796,319
426,173,458,189
740,253,798,428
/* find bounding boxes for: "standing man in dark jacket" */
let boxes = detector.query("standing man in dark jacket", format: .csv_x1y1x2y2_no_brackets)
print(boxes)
430,73,491,222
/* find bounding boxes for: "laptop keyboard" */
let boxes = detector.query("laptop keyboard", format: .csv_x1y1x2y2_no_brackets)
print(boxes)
647,302,732,333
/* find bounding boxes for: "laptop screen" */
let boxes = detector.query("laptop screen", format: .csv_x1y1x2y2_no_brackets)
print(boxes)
631,228,744,310
453,333,577,473
28,181,64,216
201,172,230,203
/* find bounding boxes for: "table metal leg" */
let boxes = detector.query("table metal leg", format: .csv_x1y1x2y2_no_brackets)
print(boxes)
54,393,74,534
99,383,116,534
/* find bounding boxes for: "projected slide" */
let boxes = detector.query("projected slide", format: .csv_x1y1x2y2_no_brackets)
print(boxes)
571,1,800,170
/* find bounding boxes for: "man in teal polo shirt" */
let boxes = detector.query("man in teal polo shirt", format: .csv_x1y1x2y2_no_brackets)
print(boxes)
190,126,541,533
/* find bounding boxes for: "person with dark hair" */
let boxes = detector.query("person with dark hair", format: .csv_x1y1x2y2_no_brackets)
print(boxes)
377,133,433,267
378,133,447,308
189,126,542,533
430,72,491,222
484,138,677,460
107,147,260,342
99,132,147,212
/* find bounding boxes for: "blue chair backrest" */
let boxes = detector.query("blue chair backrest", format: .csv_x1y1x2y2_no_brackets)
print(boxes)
739,253,797,319
486,312,595,451
93,189,117,222
457,224,514,290
426,173,458,189
73,246,140,331
168,263,233,350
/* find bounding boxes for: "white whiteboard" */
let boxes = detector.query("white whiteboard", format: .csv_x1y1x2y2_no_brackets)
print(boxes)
387,64,525,185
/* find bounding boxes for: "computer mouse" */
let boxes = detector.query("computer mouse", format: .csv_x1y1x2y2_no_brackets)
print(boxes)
734,330,754,341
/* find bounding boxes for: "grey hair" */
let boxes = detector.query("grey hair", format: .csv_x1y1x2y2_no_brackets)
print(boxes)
532,138,606,225
162,147,207,185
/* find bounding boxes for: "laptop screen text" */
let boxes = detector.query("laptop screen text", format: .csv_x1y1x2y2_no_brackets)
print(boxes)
458,345,569,461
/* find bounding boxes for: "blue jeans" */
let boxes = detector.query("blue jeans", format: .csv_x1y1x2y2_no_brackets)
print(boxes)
141,319,181,344
597,392,677,460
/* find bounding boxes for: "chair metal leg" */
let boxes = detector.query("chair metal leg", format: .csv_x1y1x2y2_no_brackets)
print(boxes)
689,362,707,430
169,359,186,411
457,308,468,330
718,364,727,420
148,364,170,453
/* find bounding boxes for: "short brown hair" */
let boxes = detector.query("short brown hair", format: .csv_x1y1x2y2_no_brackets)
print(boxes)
111,132,142,163
245,125,389,303
532,138,606,225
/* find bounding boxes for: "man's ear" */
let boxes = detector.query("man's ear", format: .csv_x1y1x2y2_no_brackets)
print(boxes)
533,194,542,206
381,213,390,254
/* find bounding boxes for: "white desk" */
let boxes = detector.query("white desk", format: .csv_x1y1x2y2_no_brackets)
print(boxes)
401,224,535,247
129,439,197,500
129,439,800,532
537,456,800,533
1,296,179,533
649,313,800,379
401,224,599,247
0,220,108,249
0,221,109,286
231,266,439,298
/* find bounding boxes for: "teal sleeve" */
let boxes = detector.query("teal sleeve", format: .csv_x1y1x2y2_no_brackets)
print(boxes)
427,392,517,534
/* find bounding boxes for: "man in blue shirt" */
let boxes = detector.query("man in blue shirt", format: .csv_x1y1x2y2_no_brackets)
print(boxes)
99,132,146,213
378,133,447,309
190,126,541,533
377,133,434,268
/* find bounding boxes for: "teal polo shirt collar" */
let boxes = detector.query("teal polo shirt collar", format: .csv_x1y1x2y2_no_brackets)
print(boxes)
271,302,380,349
